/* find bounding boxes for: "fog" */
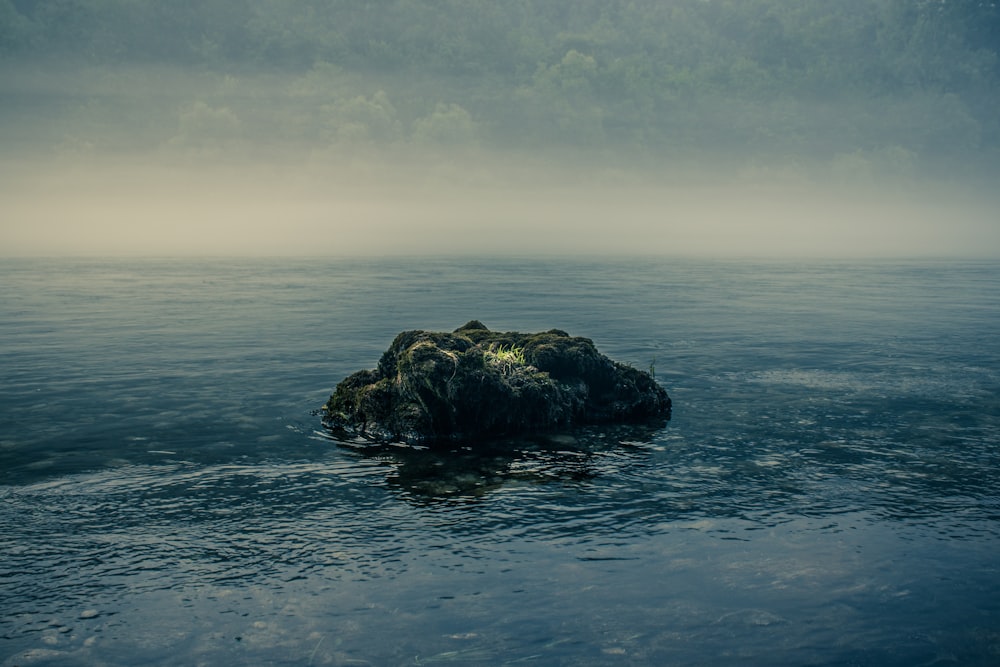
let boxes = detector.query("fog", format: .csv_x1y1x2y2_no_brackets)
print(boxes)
4,156,997,258
2,1,998,258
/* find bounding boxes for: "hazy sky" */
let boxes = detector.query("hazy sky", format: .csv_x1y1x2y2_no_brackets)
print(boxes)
2,2,998,259
2,157,998,258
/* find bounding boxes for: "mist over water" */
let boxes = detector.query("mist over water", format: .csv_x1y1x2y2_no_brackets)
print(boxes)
2,2,998,258
2,3,1000,664
3,156,999,258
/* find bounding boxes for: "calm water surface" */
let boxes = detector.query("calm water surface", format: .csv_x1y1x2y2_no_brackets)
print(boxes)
1,257,998,666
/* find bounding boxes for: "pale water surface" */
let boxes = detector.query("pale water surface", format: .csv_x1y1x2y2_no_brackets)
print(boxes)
1,257,998,666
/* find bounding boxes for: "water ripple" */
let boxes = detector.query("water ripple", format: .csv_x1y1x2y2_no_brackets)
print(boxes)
2,258,999,665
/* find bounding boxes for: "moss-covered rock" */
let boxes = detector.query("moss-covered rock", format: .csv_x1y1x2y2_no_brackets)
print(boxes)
322,321,671,444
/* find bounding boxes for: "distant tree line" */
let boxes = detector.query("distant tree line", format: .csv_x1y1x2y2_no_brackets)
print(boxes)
2,0,998,180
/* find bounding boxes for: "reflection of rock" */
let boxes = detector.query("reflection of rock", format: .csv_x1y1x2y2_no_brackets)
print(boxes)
323,321,671,445
334,425,663,499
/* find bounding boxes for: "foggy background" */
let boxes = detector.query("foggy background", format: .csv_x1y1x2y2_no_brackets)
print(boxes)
2,0,998,257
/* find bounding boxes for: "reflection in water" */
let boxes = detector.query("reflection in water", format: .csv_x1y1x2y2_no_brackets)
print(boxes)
325,422,668,500
2,258,999,666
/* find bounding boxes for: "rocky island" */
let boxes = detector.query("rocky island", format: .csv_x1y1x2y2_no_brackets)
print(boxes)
322,321,671,444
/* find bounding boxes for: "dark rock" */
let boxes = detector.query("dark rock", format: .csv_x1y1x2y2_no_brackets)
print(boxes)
322,321,671,444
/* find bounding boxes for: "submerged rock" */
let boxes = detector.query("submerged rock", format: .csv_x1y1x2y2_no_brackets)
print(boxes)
322,321,671,444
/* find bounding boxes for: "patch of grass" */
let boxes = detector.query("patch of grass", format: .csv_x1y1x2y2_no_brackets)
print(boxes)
483,343,527,373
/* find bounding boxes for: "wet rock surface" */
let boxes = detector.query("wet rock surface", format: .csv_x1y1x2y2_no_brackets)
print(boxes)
322,321,671,444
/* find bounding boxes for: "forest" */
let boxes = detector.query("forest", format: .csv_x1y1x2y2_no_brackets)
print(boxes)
2,0,999,185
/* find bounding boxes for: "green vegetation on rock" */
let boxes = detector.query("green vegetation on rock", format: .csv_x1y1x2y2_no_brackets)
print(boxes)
323,321,671,445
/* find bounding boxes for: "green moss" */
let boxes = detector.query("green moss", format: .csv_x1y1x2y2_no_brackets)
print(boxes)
322,321,670,444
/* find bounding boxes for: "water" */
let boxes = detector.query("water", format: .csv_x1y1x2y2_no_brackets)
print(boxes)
1,257,998,666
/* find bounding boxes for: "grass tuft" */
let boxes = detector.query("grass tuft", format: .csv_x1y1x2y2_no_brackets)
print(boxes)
483,343,527,373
